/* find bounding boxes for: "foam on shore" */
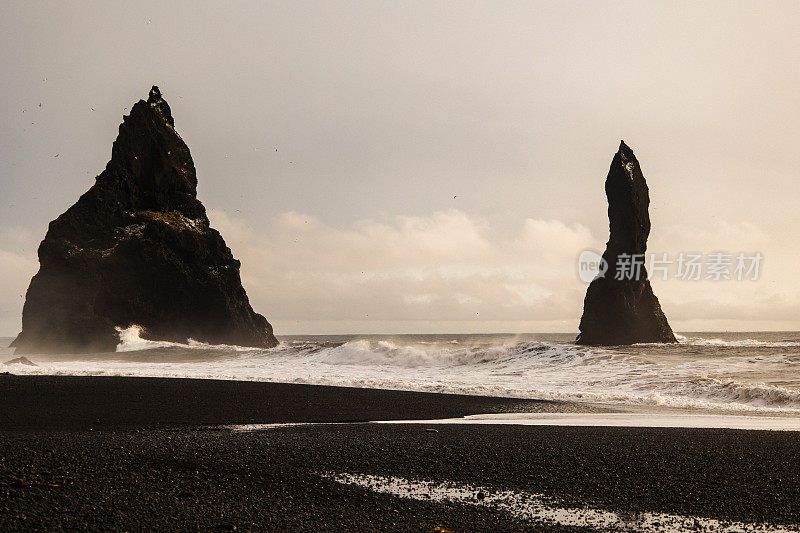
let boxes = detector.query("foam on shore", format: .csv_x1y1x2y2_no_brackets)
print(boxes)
374,412,800,431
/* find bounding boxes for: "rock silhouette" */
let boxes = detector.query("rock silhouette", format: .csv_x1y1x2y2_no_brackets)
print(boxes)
3,357,37,366
11,86,278,354
577,141,676,345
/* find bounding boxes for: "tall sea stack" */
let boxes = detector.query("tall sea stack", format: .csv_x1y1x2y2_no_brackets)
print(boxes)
577,141,676,345
11,86,278,354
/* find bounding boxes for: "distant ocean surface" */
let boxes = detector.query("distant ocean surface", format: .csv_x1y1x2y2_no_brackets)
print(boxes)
4,329,800,415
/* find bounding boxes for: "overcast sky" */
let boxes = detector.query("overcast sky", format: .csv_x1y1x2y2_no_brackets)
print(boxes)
1,1,799,335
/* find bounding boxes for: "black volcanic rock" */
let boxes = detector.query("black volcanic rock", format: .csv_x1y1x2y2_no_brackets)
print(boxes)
11,86,278,354
577,141,676,345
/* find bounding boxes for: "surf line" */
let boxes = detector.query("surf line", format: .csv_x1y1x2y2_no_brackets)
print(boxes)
371,412,800,431
224,421,368,432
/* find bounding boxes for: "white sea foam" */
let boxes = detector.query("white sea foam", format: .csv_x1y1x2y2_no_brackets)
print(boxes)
115,326,184,351
115,325,254,352
374,412,800,431
8,330,800,419
675,333,800,348
324,472,798,532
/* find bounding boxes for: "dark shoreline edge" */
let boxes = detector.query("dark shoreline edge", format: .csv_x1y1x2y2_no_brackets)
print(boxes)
3,375,800,530
0,374,574,432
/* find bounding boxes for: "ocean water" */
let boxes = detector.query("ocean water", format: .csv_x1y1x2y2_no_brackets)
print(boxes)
4,328,800,416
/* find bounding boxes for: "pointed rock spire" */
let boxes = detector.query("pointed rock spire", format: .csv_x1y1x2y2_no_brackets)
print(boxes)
576,141,676,345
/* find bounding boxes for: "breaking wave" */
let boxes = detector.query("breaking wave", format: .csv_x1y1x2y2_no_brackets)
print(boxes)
675,333,800,348
115,325,255,353
7,329,800,416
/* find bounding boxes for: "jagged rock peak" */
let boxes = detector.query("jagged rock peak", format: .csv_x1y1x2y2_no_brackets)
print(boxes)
104,85,198,214
148,85,162,101
146,85,174,126
11,86,278,354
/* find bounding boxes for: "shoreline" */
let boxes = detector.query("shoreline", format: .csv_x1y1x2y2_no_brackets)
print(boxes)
4,373,800,431
0,373,573,432
4,374,800,529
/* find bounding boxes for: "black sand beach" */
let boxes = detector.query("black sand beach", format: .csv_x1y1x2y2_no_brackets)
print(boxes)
3,375,800,531
0,374,568,431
